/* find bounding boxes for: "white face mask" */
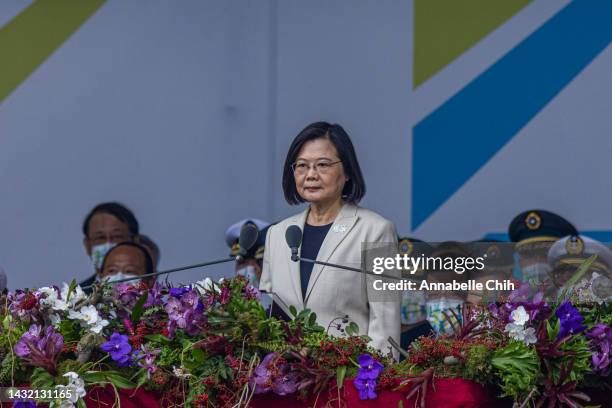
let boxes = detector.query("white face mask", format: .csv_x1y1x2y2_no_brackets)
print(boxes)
521,263,551,283
91,242,116,270
425,298,463,335
237,265,259,287
101,272,141,285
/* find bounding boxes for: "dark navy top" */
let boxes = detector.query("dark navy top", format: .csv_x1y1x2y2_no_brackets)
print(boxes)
300,222,333,300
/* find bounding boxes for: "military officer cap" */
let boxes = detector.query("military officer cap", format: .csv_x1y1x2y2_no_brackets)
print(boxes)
509,210,578,249
548,235,612,274
225,218,271,260
398,237,433,257
471,239,514,269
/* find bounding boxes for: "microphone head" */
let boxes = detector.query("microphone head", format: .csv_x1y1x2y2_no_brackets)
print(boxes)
285,225,303,249
238,223,259,255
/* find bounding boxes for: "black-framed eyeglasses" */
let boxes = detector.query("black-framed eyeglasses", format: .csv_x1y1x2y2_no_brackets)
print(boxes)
291,160,342,175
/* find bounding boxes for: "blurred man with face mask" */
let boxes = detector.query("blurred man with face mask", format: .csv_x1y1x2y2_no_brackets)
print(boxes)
79,202,140,291
509,209,577,287
100,242,155,287
225,218,270,287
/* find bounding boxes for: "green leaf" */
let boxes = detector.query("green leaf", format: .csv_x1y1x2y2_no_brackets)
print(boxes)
144,334,171,344
289,305,297,317
308,312,317,327
336,365,347,390
107,373,137,389
77,400,87,408
131,292,149,325
557,254,597,303
2,315,12,330
192,348,206,363
348,322,359,336
398,401,404,408
82,371,109,383
66,279,77,302
31,368,54,388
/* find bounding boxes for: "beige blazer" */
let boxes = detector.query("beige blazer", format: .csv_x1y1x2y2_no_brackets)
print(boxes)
260,202,401,357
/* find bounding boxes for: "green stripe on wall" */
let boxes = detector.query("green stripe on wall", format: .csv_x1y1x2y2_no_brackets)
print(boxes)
414,0,530,88
0,0,106,103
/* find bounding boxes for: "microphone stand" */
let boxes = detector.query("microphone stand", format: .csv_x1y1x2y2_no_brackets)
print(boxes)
295,256,403,282
81,256,236,290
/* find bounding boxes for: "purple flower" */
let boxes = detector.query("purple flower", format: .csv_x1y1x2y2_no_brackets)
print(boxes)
113,283,141,309
164,290,206,338
8,291,40,323
490,284,551,325
555,301,586,339
14,325,63,373
273,370,298,396
101,333,132,366
353,354,383,400
13,402,37,408
133,345,160,377
169,287,189,298
244,285,261,300
250,352,298,396
357,354,384,379
14,325,42,357
220,287,230,305
586,323,611,376
144,282,164,307
354,377,378,400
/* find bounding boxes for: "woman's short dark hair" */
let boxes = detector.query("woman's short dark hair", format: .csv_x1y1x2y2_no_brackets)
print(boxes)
82,202,139,237
282,122,366,205
100,242,154,278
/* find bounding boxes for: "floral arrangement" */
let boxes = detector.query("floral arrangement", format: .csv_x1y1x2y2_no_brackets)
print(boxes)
0,259,609,408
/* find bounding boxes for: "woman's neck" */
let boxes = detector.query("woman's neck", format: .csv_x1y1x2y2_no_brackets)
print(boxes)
307,199,344,226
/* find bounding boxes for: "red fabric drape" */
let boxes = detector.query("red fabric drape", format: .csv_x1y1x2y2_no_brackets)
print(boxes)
2,379,509,407
250,378,506,408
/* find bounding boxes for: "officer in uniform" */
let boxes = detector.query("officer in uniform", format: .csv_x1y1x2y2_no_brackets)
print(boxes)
467,240,516,304
225,218,270,287
398,237,434,351
508,209,578,285
424,241,472,336
547,235,612,303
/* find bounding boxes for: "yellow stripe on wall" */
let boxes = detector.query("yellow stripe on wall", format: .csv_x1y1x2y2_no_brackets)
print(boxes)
0,0,106,103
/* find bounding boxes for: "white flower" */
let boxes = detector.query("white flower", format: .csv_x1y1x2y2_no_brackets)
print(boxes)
49,313,62,326
173,365,192,379
195,278,220,295
68,305,109,334
60,283,87,308
510,306,529,326
52,372,86,407
37,286,69,311
505,323,537,345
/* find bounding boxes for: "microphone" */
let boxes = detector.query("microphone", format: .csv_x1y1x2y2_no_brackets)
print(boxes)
236,222,259,261
285,225,302,262
284,226,402,281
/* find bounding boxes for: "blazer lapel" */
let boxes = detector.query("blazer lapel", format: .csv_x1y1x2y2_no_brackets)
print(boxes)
304,203,359,304
288,207,309,309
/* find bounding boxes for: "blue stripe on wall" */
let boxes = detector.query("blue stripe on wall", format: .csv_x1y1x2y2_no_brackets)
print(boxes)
412,0,612,230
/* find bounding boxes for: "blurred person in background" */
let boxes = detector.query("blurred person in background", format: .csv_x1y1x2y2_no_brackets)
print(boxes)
509,209,577,286
225,218,270,287
100,242,155,288
79,202,140,291
548,235,612,302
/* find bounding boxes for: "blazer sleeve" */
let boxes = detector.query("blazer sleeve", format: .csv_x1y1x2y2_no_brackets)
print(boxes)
366,219,401,360
259,225,274,292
